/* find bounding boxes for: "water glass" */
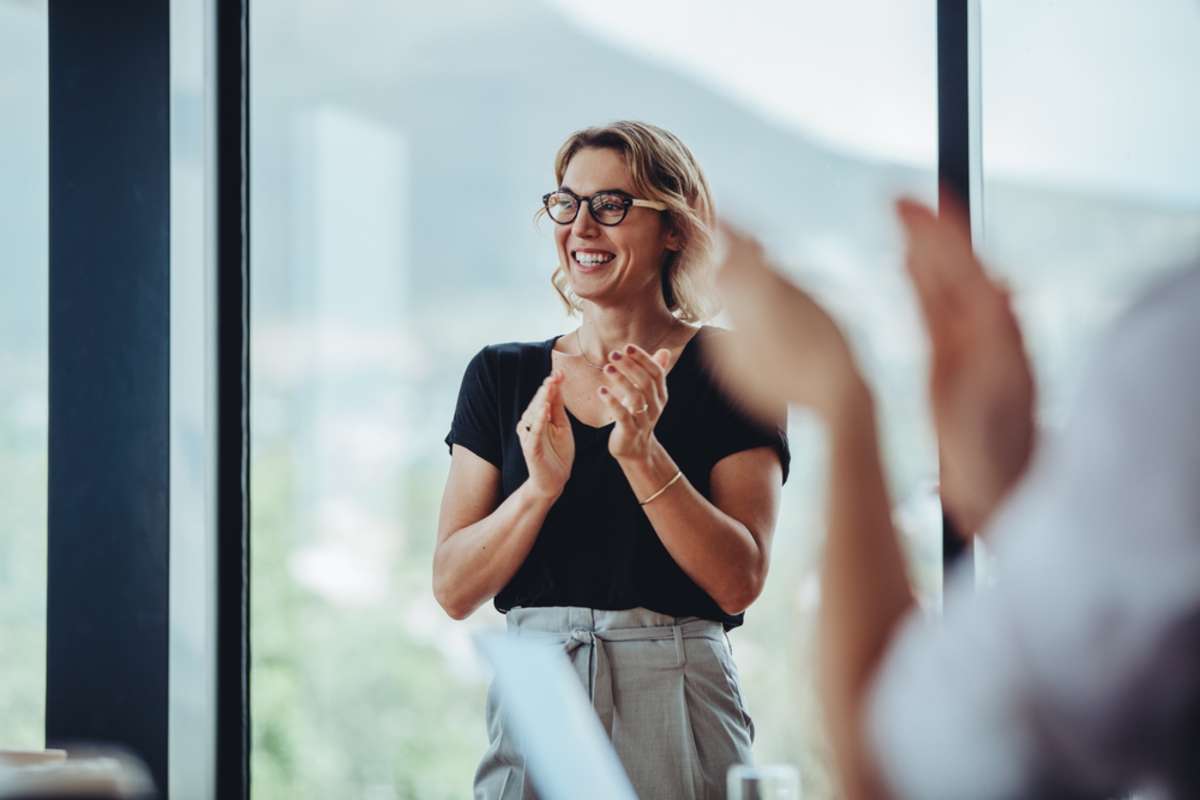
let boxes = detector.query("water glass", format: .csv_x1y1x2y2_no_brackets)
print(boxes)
727,764,801,800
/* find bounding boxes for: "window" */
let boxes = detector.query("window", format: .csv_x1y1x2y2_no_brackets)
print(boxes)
0,0,48,753
250,3,937,796
981,0,1200,428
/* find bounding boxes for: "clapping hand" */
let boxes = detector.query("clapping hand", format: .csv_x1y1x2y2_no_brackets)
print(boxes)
598,344,673,462
897,197,1036,533
517,370,575,498
705,221,866,424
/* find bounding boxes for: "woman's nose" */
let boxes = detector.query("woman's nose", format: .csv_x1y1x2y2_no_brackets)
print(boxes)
570,203,599,238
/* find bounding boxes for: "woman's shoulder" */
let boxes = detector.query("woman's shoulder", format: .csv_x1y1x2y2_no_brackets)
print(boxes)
471,335,558,362
462,335,558,381
678,324,729,378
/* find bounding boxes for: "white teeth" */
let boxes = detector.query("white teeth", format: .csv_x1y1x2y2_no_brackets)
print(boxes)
574,251,615,266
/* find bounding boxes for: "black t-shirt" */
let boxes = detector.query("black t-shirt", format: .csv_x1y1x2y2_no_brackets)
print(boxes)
444,325,790,628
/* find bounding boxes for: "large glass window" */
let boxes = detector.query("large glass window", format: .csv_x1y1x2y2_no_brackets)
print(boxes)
0,0,48,752
981,0,1200,427
250,3,936,797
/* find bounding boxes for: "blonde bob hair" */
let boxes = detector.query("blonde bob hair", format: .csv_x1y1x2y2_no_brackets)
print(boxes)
544,121,719,323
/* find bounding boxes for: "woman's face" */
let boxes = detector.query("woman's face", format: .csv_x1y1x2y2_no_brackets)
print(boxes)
554,147,680,309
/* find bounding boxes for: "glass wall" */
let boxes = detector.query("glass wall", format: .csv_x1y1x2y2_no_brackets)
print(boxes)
0,0,48,752
980,0,1200,429
250,3,937,797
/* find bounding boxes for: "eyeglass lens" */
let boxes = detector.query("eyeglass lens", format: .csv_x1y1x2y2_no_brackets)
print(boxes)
545,191,628,225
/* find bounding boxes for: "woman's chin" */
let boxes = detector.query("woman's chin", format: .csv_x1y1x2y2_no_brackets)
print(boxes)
567,277,610,302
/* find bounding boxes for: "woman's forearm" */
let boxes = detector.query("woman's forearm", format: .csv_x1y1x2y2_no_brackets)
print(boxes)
432,481,558,619
818,386,913,800
617,443,767,615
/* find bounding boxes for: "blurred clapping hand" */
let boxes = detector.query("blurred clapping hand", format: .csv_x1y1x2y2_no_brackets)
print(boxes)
895,197,1035,534
706,197,1037,535
704,221,868,425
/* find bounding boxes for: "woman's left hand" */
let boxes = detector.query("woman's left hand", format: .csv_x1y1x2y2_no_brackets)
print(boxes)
599,344,673,462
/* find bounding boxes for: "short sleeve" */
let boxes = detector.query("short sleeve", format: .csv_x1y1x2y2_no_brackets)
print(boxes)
445,347,503,468
705,383,791,484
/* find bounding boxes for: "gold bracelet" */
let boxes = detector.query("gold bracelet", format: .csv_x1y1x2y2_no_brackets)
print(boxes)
639,470,683,506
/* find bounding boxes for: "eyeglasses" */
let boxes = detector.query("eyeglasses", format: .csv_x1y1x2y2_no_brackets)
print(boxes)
541,188,668,226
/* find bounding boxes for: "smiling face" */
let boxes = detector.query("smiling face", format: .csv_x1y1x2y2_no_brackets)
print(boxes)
553,147,681,309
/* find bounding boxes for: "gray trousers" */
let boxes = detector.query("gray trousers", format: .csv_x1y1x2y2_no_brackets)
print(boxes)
473,606,755,800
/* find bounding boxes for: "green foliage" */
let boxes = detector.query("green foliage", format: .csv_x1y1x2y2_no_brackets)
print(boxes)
250,448,488,800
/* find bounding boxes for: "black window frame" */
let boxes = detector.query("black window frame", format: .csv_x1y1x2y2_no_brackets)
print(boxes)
46,1,172,793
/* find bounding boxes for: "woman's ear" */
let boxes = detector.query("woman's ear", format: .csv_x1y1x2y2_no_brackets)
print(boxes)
664,225,684,252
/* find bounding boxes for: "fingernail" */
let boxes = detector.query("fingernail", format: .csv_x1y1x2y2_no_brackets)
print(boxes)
605,364,617,374
625,344,636,354
599,386,608,395
610,351,622,361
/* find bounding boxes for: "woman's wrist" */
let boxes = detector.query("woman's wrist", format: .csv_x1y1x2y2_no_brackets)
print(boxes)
616,437,679,499
519,477,564,506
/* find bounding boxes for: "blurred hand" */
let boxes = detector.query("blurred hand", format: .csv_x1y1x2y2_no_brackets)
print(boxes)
896,196,1036,534
705,221,866,423
516,370,575,498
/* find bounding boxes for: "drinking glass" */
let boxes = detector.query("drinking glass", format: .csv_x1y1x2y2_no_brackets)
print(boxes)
727,764,801,800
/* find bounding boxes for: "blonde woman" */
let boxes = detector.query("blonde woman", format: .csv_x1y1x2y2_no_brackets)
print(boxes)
435,121,789,800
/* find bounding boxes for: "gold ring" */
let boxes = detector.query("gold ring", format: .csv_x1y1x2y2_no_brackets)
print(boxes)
634,403,649,414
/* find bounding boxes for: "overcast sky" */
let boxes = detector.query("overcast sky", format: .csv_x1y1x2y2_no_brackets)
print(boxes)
550,0,1200,204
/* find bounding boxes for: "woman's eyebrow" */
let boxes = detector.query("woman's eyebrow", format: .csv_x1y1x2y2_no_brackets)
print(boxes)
558,185,633,196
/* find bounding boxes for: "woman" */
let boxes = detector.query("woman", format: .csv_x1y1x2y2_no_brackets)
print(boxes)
435,121,789,800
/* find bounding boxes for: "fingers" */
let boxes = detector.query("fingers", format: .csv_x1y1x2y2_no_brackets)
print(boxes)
621,343,668,378
598,385,634,427
896,196,987,346
516,373,559,436
897,195,988,291
517,385,547,432
529,402,549,440
714,219,773,292
546,369,570,427
603,361,650,412
611,345,666,406
712,226,793,335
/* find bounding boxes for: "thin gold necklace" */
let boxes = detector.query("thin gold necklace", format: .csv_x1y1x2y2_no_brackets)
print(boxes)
574,323,677,370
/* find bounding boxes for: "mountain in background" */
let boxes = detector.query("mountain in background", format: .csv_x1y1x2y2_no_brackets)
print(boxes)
3,0,1198,351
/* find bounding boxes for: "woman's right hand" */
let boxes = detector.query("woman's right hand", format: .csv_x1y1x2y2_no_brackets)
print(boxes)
517,369,575,499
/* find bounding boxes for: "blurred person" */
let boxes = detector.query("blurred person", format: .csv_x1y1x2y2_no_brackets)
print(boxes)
707,199,1200,799
435,121,789,800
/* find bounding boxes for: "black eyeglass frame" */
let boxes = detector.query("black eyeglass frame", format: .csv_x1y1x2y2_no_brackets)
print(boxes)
541,187,668,226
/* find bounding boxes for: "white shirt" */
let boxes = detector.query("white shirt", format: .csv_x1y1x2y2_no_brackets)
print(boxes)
867,264,1200,800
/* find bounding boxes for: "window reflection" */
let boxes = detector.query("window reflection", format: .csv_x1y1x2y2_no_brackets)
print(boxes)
981,0,1200,426
0,0,49,752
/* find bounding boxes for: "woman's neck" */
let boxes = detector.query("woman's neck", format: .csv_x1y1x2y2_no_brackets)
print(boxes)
577,303,683,361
